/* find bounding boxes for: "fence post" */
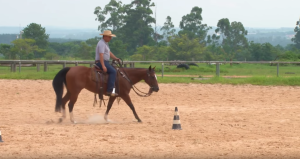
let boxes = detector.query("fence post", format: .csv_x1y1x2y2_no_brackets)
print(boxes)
75,62,78,66
37,64,40,72
13,62,16,72
124,64,127,68
277,63,279,77
63,61,66,68
216,63,220,77
90,63,93,67
10,63,13,72
18,61,21,73
162,63,164,78
44,62,48,72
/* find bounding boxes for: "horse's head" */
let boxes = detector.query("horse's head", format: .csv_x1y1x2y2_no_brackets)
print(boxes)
144,66,159,93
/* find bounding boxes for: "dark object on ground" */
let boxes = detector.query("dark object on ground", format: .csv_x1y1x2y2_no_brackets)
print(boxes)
177,64,190,69
188,63,199,67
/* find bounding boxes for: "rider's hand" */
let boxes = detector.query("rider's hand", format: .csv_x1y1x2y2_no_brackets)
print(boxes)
116,58,121,62
102,66,107,72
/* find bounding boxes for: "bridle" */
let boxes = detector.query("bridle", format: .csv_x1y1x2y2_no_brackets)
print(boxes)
113,60,156,97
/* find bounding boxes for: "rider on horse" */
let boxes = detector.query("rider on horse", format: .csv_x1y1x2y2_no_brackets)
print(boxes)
95,30,120,96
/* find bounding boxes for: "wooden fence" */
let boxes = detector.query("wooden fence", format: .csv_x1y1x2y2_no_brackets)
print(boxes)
0,60,135,72
1,60,300,77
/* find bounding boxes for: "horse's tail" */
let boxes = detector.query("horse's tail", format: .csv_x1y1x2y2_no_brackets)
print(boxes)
52,67,71,112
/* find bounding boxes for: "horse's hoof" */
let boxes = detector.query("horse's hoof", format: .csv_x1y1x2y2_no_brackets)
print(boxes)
70,120,77,124
58,118,63,123
138,120,142,123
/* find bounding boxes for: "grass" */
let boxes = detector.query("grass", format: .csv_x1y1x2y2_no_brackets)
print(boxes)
0,72,56,80
157,76,300,86
1,62,300,86
138,63,300,76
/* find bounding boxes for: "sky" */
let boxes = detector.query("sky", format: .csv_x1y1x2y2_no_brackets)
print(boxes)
0,0,299,30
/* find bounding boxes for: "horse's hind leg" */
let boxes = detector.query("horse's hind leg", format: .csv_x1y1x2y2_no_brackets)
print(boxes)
104,96,117,121
122,95,142,122
59,91,70,123
68,91,80,124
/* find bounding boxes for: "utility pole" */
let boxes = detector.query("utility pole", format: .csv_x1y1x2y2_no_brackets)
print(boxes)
154,4,157,45
296,17,300,28
20,31,24,39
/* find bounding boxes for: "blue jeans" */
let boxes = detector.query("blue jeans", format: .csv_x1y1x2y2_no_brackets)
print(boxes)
95,61,116,93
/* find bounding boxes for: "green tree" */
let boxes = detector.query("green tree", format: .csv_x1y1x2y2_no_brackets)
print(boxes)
248,42,279,61
155,46,168,60
160,16,176,44
215,18,248,60
178,6,211,43
130,54,143,61
22,23,49,49
168,34,205,60
134,45,155,60
48,42,64,55
44,52,59,60
0,44,12,59
120,0,156,53
10,38,41,59
63,42,80,57
292,26,300,49
94,0,125,31
76,42,93,60
206,34,220,46
22,23,49,58
132,45,168,61
205,45,226,61
94,0,156,54
109,39,128,59
48,41,81,57
279,49,300,61
86,37,102,46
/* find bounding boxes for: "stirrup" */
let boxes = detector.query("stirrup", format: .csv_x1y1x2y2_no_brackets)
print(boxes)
106,92,118,97
106,88,118,96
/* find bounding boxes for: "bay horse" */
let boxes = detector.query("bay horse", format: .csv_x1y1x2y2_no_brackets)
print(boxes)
52,64,159,123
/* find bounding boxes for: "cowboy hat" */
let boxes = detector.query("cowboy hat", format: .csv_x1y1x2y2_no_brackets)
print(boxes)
100,30,116,37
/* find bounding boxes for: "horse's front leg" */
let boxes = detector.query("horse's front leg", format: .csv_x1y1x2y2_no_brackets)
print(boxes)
122,95,142,122
104,96,116,122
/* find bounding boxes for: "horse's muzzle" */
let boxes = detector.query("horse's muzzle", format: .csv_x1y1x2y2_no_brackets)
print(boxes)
152,86,159,92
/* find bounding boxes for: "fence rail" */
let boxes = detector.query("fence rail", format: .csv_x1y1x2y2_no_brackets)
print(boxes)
2,60,300,64
1,60,300,77
0,60,136,72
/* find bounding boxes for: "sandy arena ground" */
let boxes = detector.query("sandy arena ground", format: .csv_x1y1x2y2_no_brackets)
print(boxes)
1,79,300,159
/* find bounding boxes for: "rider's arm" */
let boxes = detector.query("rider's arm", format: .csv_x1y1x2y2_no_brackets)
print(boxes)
97,41,106,68
99,53,105,67
110,51,118,60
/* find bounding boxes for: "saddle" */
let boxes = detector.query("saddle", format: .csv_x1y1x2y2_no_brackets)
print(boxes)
91,65,109,84
91,64,120,106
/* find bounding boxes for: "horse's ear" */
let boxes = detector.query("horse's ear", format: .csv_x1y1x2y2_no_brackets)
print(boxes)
149,65,151,71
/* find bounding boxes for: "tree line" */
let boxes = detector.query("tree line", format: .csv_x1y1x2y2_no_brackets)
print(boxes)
0,0,300,61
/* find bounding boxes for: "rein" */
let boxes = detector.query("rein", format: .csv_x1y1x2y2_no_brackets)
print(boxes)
113,60,153,97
